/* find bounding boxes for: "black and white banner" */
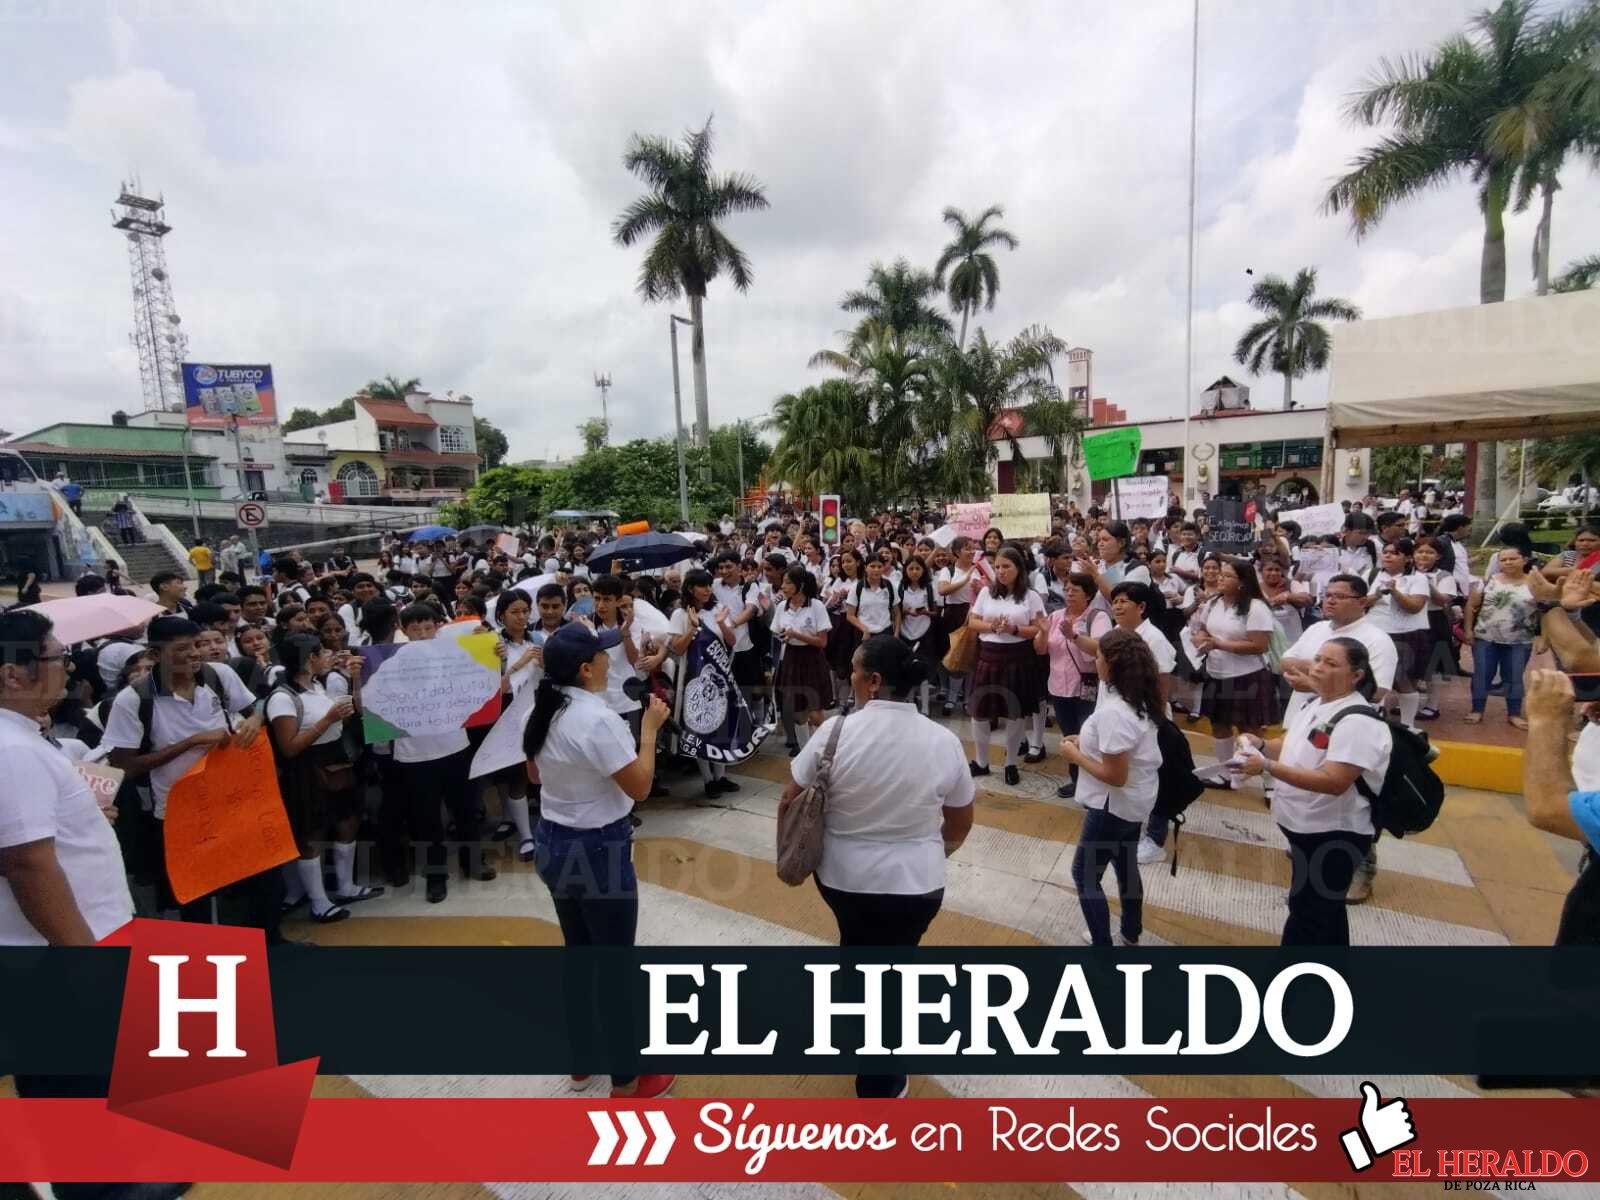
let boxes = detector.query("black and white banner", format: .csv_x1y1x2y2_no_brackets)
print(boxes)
673,625,773,763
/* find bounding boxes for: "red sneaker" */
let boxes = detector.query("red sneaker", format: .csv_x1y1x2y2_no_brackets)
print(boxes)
611,1074,676,1099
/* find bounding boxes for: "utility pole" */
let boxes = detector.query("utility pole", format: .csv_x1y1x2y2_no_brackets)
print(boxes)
736,418,745,511
669,316,692,524
178,426,201,541
593,371,612,444
227,416,258,558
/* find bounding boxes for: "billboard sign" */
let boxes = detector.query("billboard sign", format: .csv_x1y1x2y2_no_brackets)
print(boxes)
182,363,277,428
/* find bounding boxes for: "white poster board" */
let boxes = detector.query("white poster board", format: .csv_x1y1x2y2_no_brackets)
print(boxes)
1114,476,1169,521
1278,502,1346,537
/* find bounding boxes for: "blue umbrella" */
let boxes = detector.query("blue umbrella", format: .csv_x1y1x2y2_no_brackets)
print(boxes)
406,524,458,542
585,531,698,573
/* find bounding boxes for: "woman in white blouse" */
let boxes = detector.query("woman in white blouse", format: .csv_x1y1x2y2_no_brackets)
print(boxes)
1235,636,1391,945
966,546,1047,786
1059,629,1164,947
524,621,673,1099
266,633,365,923
896,555,938,714
1365,538,1431,731
1411,536,1460,721
1192,558,1279,787
935,537,980,716
772,565,833,756
785,634,974,1098
1075,520,1151,610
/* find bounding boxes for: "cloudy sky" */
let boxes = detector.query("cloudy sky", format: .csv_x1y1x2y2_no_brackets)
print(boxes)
3,0,1597,463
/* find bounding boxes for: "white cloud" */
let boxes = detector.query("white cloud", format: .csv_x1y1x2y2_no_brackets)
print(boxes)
1,0,1597,461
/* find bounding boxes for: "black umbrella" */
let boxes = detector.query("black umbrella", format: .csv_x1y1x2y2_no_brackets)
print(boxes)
585,531,699,573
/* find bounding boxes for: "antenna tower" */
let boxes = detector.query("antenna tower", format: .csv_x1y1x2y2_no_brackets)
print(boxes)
112,178,189,413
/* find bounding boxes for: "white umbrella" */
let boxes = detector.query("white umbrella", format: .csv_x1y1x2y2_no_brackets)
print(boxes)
22,594,163,645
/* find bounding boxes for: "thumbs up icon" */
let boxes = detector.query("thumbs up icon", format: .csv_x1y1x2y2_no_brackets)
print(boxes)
1339,1081,1418,1171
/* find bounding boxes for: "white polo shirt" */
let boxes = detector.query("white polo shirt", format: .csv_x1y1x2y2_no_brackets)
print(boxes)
100,663,259,819
848,581,896,635
712,580,757,654
1075,691,1161,823
1281,618,1399,726
772,598,831,644
1271,693,1391,837
535,687,639,829
0,708,134,945
792,700,974,895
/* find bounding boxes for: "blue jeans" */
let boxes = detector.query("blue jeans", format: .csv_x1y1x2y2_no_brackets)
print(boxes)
1470,639,1532,717
533,815,639,1086
1051,694,1094,788
1071,805,1144,946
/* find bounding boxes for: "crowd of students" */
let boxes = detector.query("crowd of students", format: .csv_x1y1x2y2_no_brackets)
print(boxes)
5,502,1599,1015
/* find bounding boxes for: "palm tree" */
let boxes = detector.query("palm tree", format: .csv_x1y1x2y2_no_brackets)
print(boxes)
612,117,769,450
1323,0,1557,525
1232,268,1361,411
808,320,937,498
929,324,1080,497
765,380,880,511
840,259,952,346
1554,253,1600,291
1489,2,1600,293
365,375,422,400
933,205,1019,349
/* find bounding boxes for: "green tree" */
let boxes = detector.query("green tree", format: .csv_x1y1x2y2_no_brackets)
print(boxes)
928,324,1079,498
280,397,354,433
448,465,555,526
706,421,771,509
578,418,609,453
473,416,509,469
934,204,1019,349
766,381,882,512
612,116,770,451
809,320,937,499
1232,268,1361,411
1370,445,1430,495
840,259,952,347
1323,0,1570,526
1554,253,1600,291
365,375,422,400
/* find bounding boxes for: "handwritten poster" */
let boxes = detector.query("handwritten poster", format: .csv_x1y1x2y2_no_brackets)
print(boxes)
1204,497,1256,557
946,502,992,541
162,737,296,904
988,492,1052,538
360,632,502,742
1115,475,1170,521
1082,427,1142,481
74,760,125,812
469,681,538,780
496,533,521,557
1277,502,1346,537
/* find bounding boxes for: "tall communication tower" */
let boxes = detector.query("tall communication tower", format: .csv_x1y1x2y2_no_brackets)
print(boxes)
112,180,189,413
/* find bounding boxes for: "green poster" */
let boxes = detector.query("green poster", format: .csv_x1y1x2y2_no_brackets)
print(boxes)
1081,427,1142,481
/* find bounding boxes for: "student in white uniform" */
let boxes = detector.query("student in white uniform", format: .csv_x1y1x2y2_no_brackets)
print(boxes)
772,565,833,755
266,633,368,923
1366,538,1431,731
787,634,974,1098
1060,628,1163,947
846,557,898,641
669,568,739,799
1259,556,1312,646
1277,574,1398,728
1412,536,1461,720
966,546,1047,787
1236,636,1391,946
934,537,981,716
1193,559,1279,788
524,622,673,1101
895,555,938,714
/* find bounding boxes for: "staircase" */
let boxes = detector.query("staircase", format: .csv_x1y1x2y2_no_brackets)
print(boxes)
115,539,190,588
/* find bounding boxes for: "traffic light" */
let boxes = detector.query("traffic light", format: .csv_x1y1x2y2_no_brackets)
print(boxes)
818,494,841,545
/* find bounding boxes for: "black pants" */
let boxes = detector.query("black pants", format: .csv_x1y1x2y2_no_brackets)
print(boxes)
1556,852,1600,946
1280,826,1374,946
816,879,943,1099
401,748,484,879
374,753,411,884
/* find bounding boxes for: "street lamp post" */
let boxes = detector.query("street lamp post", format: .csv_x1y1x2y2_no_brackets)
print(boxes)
669,314,693,524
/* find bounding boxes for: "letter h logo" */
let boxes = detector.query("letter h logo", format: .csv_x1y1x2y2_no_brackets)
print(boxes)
147,955,248,1058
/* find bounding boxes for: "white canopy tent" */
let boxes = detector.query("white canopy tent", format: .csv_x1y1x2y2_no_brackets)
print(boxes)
1325,288,1600,451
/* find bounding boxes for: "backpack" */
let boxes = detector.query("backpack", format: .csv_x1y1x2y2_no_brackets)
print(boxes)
1324,705,1443,836
265,683,357,792
129,665,233,755
1150,715,1206,876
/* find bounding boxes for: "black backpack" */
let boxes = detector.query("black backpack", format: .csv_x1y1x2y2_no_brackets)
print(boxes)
1324,706,1444,837
1151,715,1206,876
129,664,233,755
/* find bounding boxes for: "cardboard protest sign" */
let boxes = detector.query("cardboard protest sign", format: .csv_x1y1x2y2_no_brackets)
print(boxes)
1115,476,1169,520
989,493,1052,539
469,680,537,780
1082,427,1142,481
946,502,991,540
359,632,502,743
74,760,125,812
1204,497,1257,556
1277,502,1345,537
162,737,296,904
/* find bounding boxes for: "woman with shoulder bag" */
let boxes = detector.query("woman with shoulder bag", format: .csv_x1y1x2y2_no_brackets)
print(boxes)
1035,572,1110,800
267,633,379,923
782,635,974,1099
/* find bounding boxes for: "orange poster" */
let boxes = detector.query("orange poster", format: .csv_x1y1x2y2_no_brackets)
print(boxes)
162,735,297,905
